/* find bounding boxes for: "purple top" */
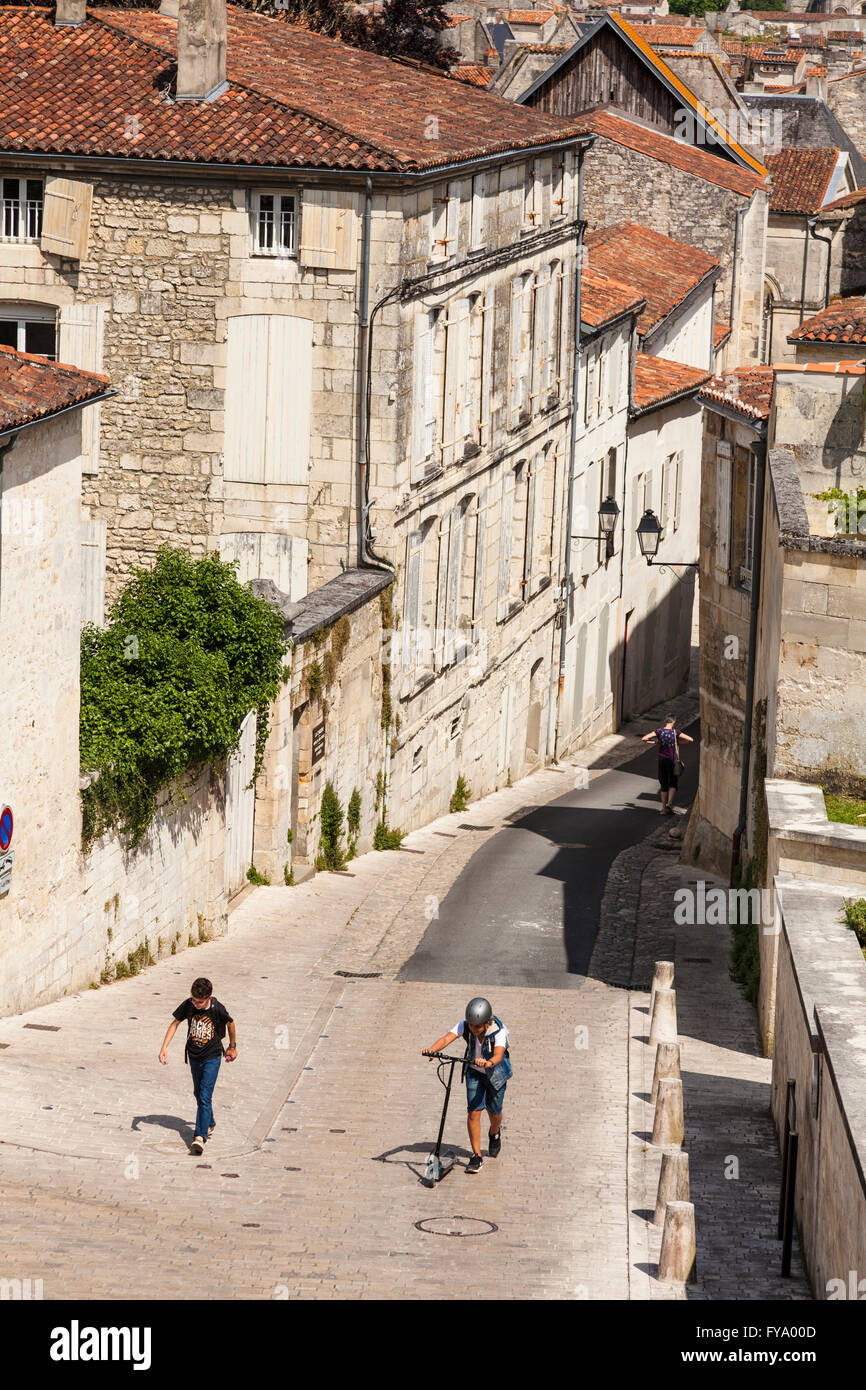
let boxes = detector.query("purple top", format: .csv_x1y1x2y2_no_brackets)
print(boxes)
655,727,678,761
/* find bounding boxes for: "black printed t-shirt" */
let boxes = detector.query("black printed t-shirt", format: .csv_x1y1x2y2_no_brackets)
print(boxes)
172,998,233,1062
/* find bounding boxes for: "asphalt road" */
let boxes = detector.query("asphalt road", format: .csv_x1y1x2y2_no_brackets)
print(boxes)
399,721,700,989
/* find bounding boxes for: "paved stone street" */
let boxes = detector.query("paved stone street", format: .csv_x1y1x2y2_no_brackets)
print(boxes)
0,696,809,1300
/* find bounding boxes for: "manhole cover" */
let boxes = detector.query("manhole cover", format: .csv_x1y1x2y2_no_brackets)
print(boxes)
414,1216,498,1238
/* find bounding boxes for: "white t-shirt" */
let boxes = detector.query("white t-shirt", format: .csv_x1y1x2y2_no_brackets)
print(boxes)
452,1018,509,1074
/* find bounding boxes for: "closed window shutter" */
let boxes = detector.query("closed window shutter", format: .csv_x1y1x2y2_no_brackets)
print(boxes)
471,172,487,249
298,189,357,270
509,278,523,429
631,474,642,559
571,622,587,729
220,532,308,601
585,350,596,425
431,196,448,259
224,315,312,484
479,289,495,446
673,453,683,531
446,508,464,663
58,304,104,475
435,521,450,667
498,467,515,616
40,177,93,260
412,312,433,477
472,486,487,626
403,530,423,670
715,453,732,582
80,516,106,628
595,603,610,708
442,305,459,468
533,453,547,583
523,461,536,595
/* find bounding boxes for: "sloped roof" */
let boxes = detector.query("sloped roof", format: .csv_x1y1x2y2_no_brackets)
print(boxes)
788,296,866,344
517,12,768,175
581,265,645,328
0,345,110,436
820,184,866,213
586,222,719,336
0,6,590,174
714,321,731,348
631,352,711,413
628,22,706,47
453,64,494,86
699,367,775,421
766,146,840,213
577,108,766,196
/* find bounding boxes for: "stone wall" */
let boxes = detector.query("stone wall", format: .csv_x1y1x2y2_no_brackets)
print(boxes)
827,70,866,160
581,135,768,362
79,764,228,994
0,410,84,1016
770,873,866,1297
835,201,866,296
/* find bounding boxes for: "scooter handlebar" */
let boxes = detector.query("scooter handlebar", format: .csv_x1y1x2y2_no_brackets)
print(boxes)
424,1051,465,1064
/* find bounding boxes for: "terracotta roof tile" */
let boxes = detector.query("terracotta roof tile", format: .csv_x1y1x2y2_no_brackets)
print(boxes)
0,6,589,174
577,108,766,196
775,360,866,374
585,221,719,335
788,296,866,344
632,352,711,412
503,9,555,21
699,366,775,421
628,22,705,47
580,265,645,328
766,146,840,214
452,63,494,86
820,184,866,213
0,345,110,435
714,320,731,347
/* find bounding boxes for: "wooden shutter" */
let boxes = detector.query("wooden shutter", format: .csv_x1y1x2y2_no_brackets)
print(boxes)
472,487,487,625
631,473,642,559
585,349,596,425
40,177,93,260
431,195,448,259
412,312,433,478
715,452,732,583
509,278,523,430
498,466,515,616
219,532,308,600
571,622,587,730
479,289,495,447
403,529,423,670
446,507,464,664
298,189,358,270
442,306,459,469
80,516,106,627
471,172,487,250
58,304,104,475
595,602,610,708
434,520,450,667
523,460,536,596
224,315,311,484
673,453,683,532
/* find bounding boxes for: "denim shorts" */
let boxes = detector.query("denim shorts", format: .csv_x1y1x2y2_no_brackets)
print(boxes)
466,1069,507,1115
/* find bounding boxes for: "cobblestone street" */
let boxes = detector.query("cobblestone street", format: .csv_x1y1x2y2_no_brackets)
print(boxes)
0,701,808,1300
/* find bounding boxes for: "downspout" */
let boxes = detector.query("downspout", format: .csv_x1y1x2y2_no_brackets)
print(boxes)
552,143,589,762
729,199,746,358
709,282,716,373
807,216,833,310
799,215,810,325
357,174,392,571
730,434,768,882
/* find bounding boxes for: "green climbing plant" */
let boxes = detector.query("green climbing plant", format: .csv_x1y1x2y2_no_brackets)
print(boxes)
79,546,289,851
316,781,346,871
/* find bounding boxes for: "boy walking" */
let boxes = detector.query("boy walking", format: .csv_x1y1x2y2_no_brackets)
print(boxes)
422,997,512,1174
159,977,237,1155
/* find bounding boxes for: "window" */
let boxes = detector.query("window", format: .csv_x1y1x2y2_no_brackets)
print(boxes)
552,150,573,221
441,297,471,467
498,464,518,619
509,273,533,429
402,528,425,671
470,172,488,251
1,176,43,242
533,264,561,409
0,304,56,358
251,190,296,257
523,159,544,230
715,446,733,584
478,288,495,449
224,315,312,484
430,183,461,262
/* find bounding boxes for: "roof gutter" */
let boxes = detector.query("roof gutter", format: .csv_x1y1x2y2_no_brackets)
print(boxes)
629,380,709,420
0,389,116,444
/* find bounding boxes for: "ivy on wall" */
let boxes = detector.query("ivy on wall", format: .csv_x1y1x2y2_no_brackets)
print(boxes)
80,547,290,852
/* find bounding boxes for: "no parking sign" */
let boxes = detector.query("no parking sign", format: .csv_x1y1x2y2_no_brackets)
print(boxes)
0,806,13,896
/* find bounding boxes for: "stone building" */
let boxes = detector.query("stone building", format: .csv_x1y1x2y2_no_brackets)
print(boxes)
0,346,111,1012
762,145,858,360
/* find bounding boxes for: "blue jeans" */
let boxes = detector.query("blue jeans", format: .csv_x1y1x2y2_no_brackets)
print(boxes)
188,1055,221,1139
466,1069,507,1116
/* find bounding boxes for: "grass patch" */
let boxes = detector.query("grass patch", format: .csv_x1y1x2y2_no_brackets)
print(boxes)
843,898,866,959
823,790,866,825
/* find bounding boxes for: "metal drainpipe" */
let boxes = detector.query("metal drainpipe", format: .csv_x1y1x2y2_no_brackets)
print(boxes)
552,145,588,763
807,216,833,310
357,175,392,572
729,200,745,356
799,216,810,326
730,434,768,882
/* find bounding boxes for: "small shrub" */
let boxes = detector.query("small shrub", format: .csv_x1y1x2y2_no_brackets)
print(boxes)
450,775,472,814
374,820,404,851
843,898,866,956
284,863,294,886
306,660,323,697
247,864,271,886
316,781,346,871
322,648,337,689
286,827,293,845
332,614,351,659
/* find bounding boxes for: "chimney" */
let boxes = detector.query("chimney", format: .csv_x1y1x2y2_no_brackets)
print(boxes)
175,0,228,104
54,0,87,26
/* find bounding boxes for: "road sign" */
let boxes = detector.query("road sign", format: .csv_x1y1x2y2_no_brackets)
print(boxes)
0,806,12,852
0,850,13,896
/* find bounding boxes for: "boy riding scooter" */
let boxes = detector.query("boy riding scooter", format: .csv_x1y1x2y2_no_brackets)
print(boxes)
422,997,512,1174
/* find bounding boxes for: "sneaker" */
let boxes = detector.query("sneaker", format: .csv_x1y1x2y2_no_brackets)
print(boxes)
191,1137,204,1156
488,1132,502,1158
207,1124,215,1139
466,1153,483,1174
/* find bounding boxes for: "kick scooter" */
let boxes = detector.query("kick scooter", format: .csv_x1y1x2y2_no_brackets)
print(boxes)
421,1051,465,1187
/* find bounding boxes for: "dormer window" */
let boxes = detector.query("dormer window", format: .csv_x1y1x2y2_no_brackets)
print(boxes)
251,190,297,257
1,176,43,243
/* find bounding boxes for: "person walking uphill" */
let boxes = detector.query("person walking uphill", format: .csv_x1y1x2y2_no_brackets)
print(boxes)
159,977,237,1156
642,715,695,815
422,998,512,1174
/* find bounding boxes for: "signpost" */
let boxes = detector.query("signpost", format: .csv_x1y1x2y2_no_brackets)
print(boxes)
0,806,13,896
311,722,326,767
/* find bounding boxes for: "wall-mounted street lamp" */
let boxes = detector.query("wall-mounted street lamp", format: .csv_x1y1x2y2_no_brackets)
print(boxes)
636,509,699,575
572,496,620,560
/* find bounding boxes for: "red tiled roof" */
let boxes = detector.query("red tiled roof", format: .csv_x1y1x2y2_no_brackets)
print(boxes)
0,345,110,435
0,6,589,173
699,367,775,421
577,109,766,196
775,360,866,374
632,352,711,413
788,296,866,344
522,43,570,52
453,64,494,86
766,146,840,214
628,22,705,47
503,9,555,20
714,321,731,348
828,29,858,41
820,184,866,213
581,265,645,329
804,64,827,77
585,222,719,336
